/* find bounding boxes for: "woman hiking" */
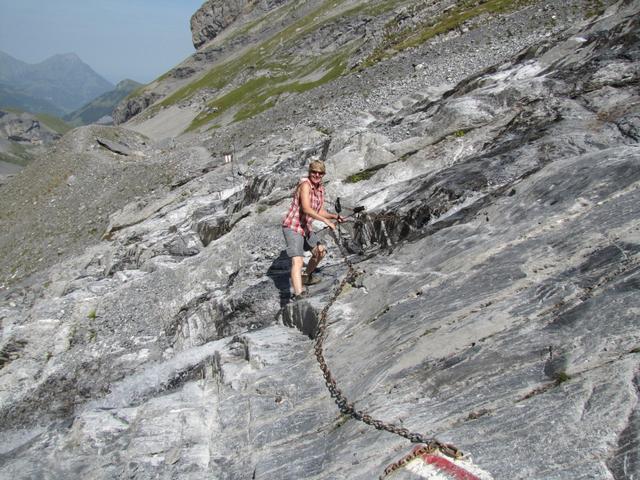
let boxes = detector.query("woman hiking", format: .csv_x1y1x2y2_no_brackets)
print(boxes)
282,159,344,300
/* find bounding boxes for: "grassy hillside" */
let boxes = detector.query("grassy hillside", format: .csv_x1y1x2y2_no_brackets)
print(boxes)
120,0,609,134
124,0,404,131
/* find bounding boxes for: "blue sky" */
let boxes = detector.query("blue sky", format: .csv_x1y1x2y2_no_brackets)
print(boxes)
0,0,205,84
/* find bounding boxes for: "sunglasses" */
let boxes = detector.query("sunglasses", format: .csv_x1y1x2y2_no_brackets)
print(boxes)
310,170,325,176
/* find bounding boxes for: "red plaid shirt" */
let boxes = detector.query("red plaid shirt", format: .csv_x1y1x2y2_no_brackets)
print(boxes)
282,178,324,236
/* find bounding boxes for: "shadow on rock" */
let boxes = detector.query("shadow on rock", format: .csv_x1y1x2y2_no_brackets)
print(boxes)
281,299,319,339
266,249,292,308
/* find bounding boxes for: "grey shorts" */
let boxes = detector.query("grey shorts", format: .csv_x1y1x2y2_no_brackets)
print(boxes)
282,227,322,258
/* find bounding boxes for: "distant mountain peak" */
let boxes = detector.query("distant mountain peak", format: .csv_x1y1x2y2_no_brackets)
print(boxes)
50,52,82,61
40,52,86,66
0,51,114,113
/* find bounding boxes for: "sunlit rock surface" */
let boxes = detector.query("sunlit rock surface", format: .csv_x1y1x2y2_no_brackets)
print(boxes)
1,2,639,479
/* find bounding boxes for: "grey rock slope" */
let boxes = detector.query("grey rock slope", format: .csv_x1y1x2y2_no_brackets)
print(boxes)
0,125,179,283
1,2,639,480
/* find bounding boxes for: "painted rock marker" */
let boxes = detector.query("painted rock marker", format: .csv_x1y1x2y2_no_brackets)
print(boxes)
385,446,494,480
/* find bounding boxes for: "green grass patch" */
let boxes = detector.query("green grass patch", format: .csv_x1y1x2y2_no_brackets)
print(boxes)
585,0,605,17
453,129,467,137
345,163,386,183
419,327,439,338
330,413,351,431
121,83,149,104
554,371,571,385
36,113,72,134
186,49,349,131
234,52,348,120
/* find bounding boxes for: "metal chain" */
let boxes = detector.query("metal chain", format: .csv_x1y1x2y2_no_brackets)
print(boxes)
312,228,462,477
379,444,437,479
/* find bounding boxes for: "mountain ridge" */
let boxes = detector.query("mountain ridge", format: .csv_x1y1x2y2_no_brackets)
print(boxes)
0,50,114,114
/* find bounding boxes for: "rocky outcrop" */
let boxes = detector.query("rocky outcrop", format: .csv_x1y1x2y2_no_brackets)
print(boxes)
190,0,290,49
112,91,162,125
1,1,639,480
0,109,68,170
0,111,61,145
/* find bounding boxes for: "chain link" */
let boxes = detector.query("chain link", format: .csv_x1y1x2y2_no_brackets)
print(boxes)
380,444,437,479
311,227,462,477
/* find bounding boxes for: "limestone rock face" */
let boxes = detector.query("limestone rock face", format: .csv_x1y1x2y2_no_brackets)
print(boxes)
190,0,290,49
112,91,162,125
0,110,61,145
1,2,639,480
0,109,67,181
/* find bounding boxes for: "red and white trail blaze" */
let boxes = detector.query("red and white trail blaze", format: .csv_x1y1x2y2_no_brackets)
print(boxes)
404,449,494,480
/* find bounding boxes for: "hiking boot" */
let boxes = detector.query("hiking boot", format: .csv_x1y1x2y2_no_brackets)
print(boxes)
302,273,321,286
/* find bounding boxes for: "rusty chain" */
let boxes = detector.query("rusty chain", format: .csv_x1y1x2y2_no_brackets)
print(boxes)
311,228,462,478
380,444,437,479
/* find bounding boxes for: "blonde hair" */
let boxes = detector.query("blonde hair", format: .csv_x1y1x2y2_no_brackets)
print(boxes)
309,160,326,174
